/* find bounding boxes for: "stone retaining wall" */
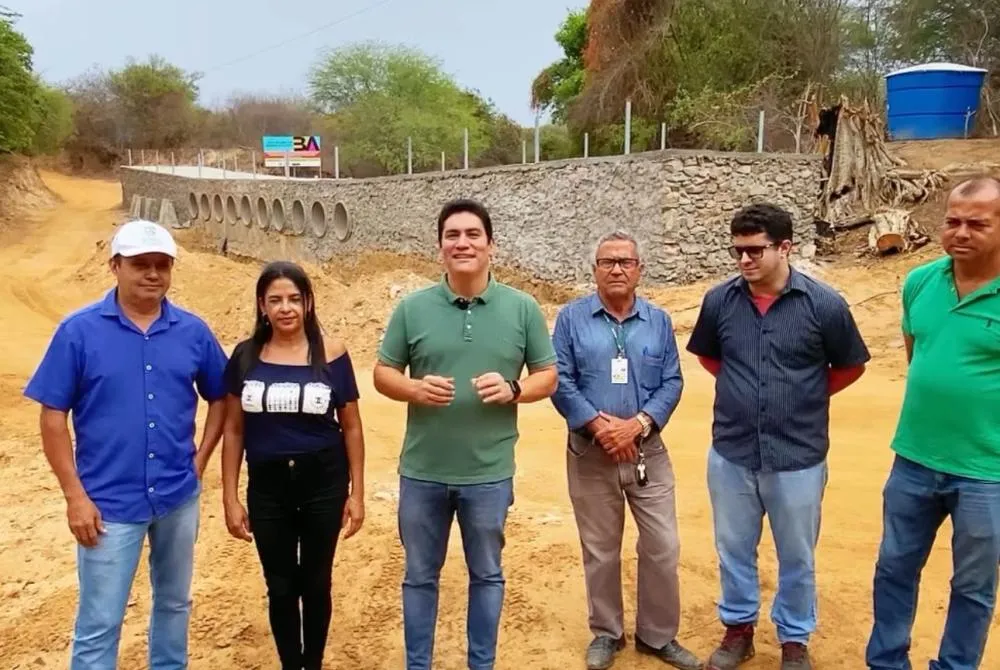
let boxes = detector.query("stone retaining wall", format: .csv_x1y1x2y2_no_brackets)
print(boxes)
120,149,823,285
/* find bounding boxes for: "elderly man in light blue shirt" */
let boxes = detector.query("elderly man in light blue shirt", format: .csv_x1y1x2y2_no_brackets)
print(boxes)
551,230,700,670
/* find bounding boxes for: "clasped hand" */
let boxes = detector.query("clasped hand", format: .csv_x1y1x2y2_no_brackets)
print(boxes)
412,372,513,407
589,411,642,463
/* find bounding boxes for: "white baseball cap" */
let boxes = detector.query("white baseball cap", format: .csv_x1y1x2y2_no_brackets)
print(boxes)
110,219,178,259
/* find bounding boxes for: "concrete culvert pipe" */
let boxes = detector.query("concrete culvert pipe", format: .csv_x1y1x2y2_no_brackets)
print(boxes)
226,195,239,224
199,194,211,221
290,200,306,235
187,193,198,220
212,194,224,222
256,197,269,229
271,199,286,232
309,201,327,237
332,201,352,241
240,196,253,226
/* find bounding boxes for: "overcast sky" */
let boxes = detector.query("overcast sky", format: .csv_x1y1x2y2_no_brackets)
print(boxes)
11,0,587,127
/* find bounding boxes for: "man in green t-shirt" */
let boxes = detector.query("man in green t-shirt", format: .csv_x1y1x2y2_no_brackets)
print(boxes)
866,177,1000,670
374,198,558,670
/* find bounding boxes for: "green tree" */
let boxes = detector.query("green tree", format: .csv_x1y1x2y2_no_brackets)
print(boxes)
108,55,200,148
0,14,39,152
30,83,74,155
464,89,525,167
531,9,588,124
307,41,490,175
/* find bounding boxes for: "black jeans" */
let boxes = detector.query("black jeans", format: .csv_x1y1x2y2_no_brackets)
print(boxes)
247,448,349,670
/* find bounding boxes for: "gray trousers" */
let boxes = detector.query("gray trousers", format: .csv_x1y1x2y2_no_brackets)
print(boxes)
566,432,682,648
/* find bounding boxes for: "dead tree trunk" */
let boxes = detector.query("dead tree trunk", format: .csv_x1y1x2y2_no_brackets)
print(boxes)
868,209,923,254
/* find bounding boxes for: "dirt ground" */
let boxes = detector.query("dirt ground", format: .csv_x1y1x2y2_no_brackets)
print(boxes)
0,169,996,669
887,137,1000,173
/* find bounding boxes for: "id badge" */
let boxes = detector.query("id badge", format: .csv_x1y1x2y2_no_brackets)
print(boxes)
611,357,628,384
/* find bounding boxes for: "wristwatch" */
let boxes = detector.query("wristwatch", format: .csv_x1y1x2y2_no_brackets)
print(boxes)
635,412,653,438
506,379,522,402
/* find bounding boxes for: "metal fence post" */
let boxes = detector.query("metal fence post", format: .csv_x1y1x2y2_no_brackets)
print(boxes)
757,110,765,152
624,99,632,154
533,114,540,163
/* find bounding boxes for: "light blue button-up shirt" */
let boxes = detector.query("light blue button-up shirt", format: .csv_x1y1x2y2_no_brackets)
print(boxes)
550,292,683,433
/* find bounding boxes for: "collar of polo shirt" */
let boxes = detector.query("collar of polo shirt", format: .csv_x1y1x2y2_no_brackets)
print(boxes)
440,272,497,305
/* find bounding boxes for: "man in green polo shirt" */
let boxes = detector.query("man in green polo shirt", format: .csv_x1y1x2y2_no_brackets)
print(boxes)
866,176,1000,670
374,197,558,670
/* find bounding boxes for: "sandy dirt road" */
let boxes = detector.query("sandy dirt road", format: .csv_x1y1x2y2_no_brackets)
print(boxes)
0,171,995,669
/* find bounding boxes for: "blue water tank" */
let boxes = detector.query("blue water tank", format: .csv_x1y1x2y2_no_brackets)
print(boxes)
884,62,988,140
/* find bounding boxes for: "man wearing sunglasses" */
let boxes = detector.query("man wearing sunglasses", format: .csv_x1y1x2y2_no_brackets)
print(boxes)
551,230,701,670
686,203,869,670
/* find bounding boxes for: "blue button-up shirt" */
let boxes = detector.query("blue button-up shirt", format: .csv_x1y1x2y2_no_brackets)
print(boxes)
23,289,228,523
686,268,870,472
551,293,683,435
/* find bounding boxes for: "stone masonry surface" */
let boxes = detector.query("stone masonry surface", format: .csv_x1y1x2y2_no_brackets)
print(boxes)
119,150,823,285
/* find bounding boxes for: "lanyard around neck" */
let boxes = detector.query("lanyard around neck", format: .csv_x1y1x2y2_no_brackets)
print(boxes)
602,313,628,357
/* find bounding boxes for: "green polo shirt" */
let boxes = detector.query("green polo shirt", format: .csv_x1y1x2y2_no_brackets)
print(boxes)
377,275,557,484
891,256,1000,481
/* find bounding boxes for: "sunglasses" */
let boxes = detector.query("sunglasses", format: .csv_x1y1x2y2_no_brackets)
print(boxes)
728,244,775,260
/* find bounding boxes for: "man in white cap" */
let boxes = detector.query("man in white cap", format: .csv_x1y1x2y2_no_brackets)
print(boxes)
23,219,228,669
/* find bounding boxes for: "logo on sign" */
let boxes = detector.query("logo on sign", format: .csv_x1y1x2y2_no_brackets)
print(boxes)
294,136,321,152
262,135,321,153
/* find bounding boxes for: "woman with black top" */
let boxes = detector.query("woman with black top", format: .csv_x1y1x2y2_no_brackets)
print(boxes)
221,260,365,670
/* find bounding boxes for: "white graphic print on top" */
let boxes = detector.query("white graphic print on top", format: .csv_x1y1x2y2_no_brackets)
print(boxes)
241,380,334,414
302,382,332,415
266,382,301,413
241,380,265,413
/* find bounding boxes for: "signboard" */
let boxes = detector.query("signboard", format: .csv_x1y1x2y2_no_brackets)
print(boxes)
262,135,321,168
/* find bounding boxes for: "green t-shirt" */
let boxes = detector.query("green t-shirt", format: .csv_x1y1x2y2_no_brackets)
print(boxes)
891,256,1000,481
377,275,558,485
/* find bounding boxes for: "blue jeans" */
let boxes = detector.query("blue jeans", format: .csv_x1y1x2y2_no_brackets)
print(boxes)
866,455,1000,670
706,446,827,645
398,476,514,670
71,492,200,670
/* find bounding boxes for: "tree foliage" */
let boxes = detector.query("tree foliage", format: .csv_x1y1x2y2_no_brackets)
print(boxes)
108,56,200,148
308,41,519,176
31,83,74,154
3,0,999,169
533,0,1000,152
0,14,75,155
0,15,40,153
530,10,587,124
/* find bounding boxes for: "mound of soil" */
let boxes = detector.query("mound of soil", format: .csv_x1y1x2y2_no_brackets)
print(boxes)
0,156,58,230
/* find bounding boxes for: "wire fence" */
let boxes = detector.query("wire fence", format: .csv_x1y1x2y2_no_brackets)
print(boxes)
125,100,779,181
